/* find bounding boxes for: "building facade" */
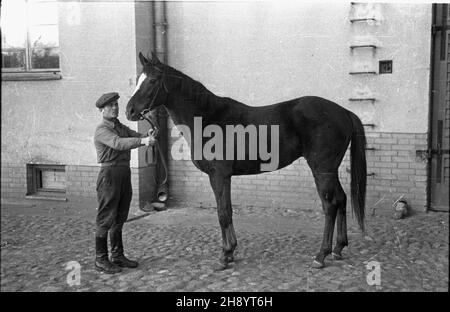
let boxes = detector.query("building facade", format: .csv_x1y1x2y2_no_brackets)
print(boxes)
1,1,448,214
1,0,155,210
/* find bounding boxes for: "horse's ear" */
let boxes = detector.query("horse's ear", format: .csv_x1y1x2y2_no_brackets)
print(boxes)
151,51,162,65
139,52,150,66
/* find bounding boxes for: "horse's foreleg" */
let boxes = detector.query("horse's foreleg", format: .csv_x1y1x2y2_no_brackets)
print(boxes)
209,174,237,269
332,181,348,260
312,173,339,269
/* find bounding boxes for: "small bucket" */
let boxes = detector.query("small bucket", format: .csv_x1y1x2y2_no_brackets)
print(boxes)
393,199,409,219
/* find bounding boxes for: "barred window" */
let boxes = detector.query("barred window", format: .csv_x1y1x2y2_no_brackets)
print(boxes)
1,0,60,73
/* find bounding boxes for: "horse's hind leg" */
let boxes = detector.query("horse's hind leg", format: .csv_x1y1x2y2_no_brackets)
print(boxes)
311,172,340,269
332,180,348,260
209,173,237,269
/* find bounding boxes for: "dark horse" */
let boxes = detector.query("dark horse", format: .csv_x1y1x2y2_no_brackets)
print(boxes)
126,52,367,269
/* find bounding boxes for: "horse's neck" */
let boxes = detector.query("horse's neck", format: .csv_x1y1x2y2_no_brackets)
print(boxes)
165,76,218,129
165,102,196,130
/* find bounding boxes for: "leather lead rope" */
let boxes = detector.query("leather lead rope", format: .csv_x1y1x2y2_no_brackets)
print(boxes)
137,68,176,186
140,111,168,186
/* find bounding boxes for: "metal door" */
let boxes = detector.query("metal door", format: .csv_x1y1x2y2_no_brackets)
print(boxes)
430,4,450,211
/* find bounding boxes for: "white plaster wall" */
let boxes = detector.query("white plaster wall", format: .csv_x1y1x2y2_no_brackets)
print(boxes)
1,1,139,166
0,1,432,169
166,1,431,133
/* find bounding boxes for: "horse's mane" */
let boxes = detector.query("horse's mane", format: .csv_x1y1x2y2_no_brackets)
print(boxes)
176,68,212,102
163,65,246,111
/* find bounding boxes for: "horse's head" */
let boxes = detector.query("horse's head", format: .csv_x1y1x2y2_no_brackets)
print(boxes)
126,52,168,121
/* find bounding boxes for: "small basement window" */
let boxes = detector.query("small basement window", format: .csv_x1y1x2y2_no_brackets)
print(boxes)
26,164,67,200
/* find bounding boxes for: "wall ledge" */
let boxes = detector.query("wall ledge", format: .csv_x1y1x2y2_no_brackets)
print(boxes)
2,71,62,81
25,195,67,202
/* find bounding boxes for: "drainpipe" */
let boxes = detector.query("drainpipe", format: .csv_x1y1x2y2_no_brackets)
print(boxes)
152,0,169,206
426,4,437,212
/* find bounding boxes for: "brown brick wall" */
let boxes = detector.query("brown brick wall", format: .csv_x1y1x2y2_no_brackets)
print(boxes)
1,163,142,212
167,131,429,212
65,165,98,200
65,166,142,211
1,163,27,199
0,132,429,212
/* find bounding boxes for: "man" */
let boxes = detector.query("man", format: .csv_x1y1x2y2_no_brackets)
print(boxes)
93,92,155,274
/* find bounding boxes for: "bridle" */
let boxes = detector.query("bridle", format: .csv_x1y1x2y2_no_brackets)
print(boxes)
137,67,180,122
139,70,169,121
136,68,183,188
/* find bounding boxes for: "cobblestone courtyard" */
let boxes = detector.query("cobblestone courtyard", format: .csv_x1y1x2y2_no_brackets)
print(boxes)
0,199,448,292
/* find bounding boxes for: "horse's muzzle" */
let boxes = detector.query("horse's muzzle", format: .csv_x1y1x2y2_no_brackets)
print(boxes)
125,105,139,121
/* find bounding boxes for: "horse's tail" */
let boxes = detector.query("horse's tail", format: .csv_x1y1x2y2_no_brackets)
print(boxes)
349,111,367,233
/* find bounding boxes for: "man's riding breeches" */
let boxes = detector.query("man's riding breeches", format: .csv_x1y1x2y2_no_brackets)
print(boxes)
96,166,132,237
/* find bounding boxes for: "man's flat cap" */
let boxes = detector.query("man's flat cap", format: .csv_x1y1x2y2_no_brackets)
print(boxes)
96,92,120,109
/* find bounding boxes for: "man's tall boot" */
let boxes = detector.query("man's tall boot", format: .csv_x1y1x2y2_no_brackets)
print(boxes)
95,236,122,274
110,230,139,268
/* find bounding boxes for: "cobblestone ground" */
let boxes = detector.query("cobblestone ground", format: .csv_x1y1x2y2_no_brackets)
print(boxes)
1,199,448,292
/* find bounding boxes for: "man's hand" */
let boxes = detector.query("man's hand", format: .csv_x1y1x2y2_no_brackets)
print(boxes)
148,128,159,138
141,135,156,147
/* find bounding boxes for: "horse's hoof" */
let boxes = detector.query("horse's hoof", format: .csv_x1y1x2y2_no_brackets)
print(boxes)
213,261,229,271
332,252,343,260
312,260,325,269
224,255,234,263
220,255,234,264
